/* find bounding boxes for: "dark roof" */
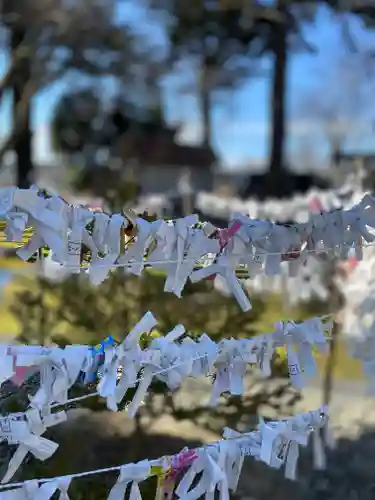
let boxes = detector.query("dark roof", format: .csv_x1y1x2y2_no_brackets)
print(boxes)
336,152,375,160
243,170,331,200
117,126,217,168
333,152,375,171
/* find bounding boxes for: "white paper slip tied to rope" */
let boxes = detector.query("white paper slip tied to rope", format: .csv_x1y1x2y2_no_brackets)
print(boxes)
1,186,375,310
0,407,328,496
0,312,332,418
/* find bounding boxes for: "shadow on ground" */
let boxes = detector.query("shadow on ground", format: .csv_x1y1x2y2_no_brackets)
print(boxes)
3,410,375,500
236,424,375,500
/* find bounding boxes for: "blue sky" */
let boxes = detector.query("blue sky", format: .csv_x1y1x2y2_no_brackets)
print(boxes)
1,3,375,171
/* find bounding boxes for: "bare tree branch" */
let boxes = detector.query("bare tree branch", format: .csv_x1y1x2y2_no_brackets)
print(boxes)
0,26,41,98
341,15,358,52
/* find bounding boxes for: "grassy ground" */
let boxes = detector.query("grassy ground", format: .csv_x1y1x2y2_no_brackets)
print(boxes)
0,220,35,335
0,259,33,336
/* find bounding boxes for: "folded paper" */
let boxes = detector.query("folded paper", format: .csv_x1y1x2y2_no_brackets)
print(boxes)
0,313,331,418
2,187,375,311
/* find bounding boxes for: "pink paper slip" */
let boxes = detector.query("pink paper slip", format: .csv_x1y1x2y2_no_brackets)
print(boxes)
11,360,38,386
207,220,242,281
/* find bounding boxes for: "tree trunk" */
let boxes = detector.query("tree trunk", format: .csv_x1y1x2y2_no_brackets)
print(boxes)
11,28,33,188
199,3,212,150
269,0,287,178
200,64,212,149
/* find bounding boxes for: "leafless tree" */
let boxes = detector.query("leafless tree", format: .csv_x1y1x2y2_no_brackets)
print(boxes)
0,0,141,186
